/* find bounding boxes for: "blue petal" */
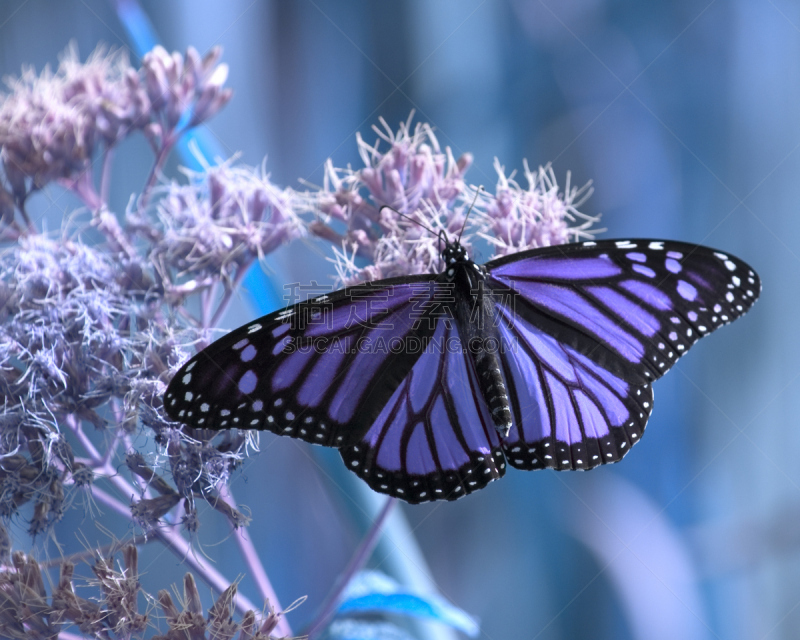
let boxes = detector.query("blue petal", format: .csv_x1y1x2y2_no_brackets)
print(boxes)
326,619,416,640
338,571,479,637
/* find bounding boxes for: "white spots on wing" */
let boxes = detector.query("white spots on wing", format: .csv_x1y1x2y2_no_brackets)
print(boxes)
274,398,284,407
670,316,680,324
688,311,698,322
186,361,196,372
251,419,259,425
248,323,264,333
305,416,313,423
649,241,664,250
616,240,637,249
200,403,210,413
658,342,665,350
184,391,193,402
686,328,693,337
732,275,741,287
726,292,735,303
714,304,722,313
182,373,192,385
221,409,230,416
233,338,249,350
286,411,295,421
583,241,597,246
238,370,257,394
724,260,736,271
669,332,678,341
677,280,697,301
633,264,656,278
267,415,274,424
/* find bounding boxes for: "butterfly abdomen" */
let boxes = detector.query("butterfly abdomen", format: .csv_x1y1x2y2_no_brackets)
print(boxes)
474,350,512,438
452,262,513,438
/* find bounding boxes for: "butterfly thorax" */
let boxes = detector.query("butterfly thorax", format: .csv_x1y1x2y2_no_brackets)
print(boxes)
441,241,512,438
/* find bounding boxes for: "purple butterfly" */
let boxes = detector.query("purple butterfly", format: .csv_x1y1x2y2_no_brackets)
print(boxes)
163,238,760,503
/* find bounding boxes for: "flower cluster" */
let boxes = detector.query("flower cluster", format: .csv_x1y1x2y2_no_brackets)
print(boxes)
152,160,303,292
312,115,597,284
313,114,473,283
0,43,231,219
477,159,598,256
0,545,289,640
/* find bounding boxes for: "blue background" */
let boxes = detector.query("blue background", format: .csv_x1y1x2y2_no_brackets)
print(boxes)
2,1,796,638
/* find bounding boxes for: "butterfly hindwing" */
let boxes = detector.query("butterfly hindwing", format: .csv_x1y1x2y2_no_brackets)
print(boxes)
339,312,506,503
494,300,653,470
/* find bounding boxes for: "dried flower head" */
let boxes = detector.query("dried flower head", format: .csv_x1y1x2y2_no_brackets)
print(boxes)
0,42,232,213
312,115,597,284
313,114,472,283
477,159,598,257
153,160,304,290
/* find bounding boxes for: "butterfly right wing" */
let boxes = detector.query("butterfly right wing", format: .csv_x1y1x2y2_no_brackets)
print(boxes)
163,277,442,448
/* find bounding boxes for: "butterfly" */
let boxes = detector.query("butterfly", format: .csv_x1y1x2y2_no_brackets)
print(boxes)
163,237,760,503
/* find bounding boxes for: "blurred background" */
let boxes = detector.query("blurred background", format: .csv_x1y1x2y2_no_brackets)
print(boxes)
1,0,796,638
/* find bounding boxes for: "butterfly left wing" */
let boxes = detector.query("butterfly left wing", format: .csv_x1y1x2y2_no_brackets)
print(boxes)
340,310,506,503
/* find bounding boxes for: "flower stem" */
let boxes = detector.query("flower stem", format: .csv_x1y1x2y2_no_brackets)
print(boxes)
218,484,293,638
305,497,396,639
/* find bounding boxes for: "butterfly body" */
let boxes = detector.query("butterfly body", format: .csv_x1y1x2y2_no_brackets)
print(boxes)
164,238,760,503
441,239,513,437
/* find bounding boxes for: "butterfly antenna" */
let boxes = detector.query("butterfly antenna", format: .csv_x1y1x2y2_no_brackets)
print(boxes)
379,205,438,237
457,185,483,244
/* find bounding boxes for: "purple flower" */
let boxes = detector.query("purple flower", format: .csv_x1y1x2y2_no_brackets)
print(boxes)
312,115,597,284
478,159,598,257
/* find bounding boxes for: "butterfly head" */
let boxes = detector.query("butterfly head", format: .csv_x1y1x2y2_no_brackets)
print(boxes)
440,233,469,265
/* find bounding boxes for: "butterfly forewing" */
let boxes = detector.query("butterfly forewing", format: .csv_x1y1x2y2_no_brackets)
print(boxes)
164,276,442,447
486,239,760,385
